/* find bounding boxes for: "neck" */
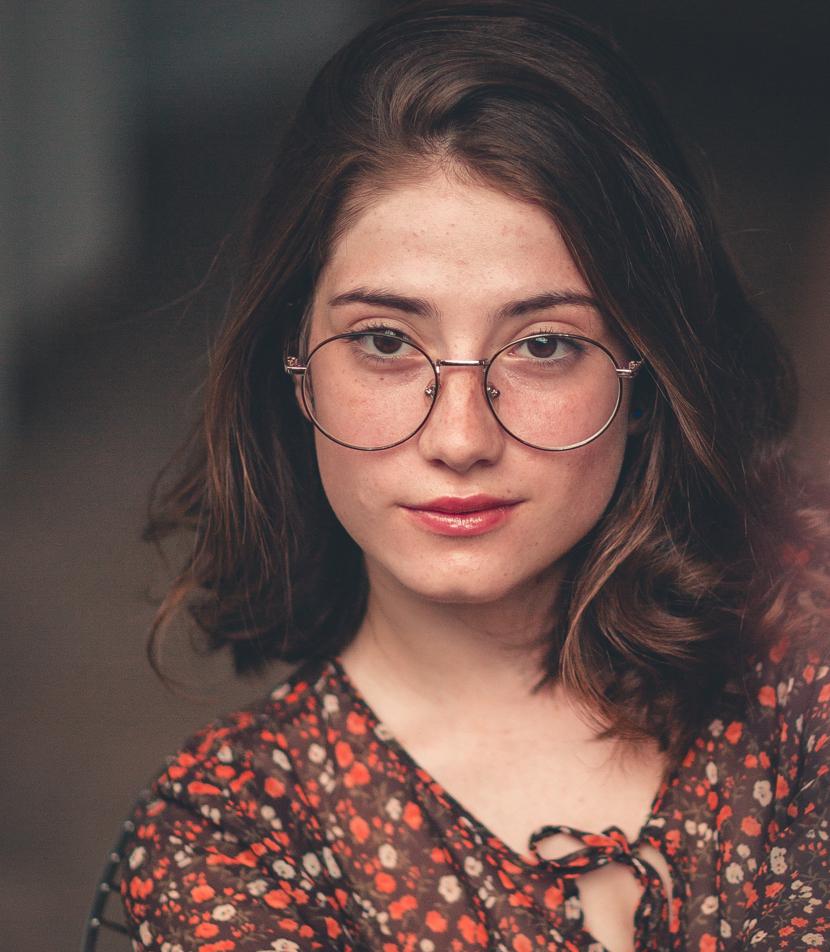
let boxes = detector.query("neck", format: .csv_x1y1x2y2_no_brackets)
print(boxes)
339,556,569,732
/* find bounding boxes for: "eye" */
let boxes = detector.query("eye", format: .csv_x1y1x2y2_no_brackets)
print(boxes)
510,335,582,361
349,327,421,363
365,332,406,356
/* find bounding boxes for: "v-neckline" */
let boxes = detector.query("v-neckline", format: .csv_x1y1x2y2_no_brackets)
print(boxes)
324,654,679,871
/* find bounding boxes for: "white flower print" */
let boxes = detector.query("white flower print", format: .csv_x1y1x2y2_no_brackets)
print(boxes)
261,804,276,820
737,843,751,858
374,723,393,741
302,852,322,876
216,744,233,763
212,904,236,921
269,941,300,952
708,718,724,737
385,796,402,820
684,819,697,835
272,748,291,771
565,896,582,920
770,846,788,875
720,919,733,938
247,879,268,897
322,845,342,878
438,874,461,903
173,849,192,868
725,862,744,884
270,683,290,701
753,779,772,807
378,843,398,868
139,922,153,946
272,859,295,879
128,846,147,870
700,895,718,915
308,743,326,764
323,693,340,714
464,855,483,877
803,935,824,946
777,677,794,705
750,931,768,945
705,761,718,785
419,941,435,952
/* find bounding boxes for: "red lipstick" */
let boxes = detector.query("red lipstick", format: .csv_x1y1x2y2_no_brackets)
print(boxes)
402,495,521,537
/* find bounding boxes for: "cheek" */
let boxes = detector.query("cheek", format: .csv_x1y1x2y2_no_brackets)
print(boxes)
313,435,389,543
534,418,629,530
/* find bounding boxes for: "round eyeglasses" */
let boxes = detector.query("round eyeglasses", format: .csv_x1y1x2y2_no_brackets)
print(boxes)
284,330,644,452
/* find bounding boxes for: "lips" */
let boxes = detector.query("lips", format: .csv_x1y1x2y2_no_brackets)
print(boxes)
409,494,519,514
401,495,522,537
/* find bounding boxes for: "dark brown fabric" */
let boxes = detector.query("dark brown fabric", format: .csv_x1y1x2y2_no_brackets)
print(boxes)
122,630,830,951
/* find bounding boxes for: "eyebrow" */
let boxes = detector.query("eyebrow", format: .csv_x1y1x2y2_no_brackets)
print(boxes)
327,287,599,321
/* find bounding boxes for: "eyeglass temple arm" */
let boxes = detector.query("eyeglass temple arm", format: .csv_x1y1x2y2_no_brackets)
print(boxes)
616,359,644,379
284,356,306,375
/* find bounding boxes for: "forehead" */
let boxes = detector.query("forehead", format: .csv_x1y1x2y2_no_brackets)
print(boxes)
315,170,591,306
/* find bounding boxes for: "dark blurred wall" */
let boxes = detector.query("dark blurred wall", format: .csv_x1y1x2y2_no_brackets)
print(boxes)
1,3,827,951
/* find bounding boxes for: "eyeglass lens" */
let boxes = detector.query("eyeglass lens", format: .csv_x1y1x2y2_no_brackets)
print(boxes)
302,333,622,451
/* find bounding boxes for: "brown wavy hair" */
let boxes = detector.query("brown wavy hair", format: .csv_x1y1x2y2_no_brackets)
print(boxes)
146,0,828,764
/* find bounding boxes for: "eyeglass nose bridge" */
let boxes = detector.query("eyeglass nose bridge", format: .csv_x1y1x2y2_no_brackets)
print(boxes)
423,358,501,402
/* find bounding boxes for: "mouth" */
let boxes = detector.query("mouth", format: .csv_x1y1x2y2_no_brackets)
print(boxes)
401,495,522,537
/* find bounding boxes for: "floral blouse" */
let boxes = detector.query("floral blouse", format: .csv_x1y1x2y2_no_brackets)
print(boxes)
121,628,830,952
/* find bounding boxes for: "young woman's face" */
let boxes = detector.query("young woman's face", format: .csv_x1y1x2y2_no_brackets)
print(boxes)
302,169,635,607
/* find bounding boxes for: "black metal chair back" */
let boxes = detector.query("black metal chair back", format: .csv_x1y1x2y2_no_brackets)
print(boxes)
80,789,150,952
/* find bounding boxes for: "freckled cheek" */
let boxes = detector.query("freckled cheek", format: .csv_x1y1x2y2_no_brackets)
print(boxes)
314,438,399,534
530,429,628,528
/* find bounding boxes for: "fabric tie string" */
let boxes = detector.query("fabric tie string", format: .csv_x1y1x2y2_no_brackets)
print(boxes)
527,823,674,947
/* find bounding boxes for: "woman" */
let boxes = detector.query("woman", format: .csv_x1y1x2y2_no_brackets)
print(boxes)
121,2,829,950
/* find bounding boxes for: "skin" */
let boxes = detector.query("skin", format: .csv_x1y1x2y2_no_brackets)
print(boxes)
300,167,638,714
297,168,669,952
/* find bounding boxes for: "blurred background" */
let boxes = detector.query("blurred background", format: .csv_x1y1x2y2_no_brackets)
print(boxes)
1,1,828,948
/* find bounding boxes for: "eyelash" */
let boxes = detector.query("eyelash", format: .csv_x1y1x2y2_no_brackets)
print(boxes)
353,321,411,338
350,323,569,343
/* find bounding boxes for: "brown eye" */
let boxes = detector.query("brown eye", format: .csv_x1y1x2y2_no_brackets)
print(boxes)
526,336,560,359
372,334,404,355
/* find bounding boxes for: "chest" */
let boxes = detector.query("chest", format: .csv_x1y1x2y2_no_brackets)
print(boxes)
403,732,675,952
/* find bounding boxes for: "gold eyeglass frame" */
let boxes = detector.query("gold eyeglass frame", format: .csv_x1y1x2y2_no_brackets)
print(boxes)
284,331,644,452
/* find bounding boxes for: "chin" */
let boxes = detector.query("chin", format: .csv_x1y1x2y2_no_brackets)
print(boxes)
395,563,551,606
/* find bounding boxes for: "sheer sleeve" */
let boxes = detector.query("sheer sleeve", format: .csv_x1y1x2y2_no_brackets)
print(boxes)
120,714,355,952
736,639,830,950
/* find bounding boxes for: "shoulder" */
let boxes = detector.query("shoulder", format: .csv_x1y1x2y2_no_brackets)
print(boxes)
139,656,334,839
738,618,830,788
744,612,830,719
121,657,353,949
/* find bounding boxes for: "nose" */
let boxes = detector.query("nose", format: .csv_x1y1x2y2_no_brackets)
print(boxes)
416,363,505,472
